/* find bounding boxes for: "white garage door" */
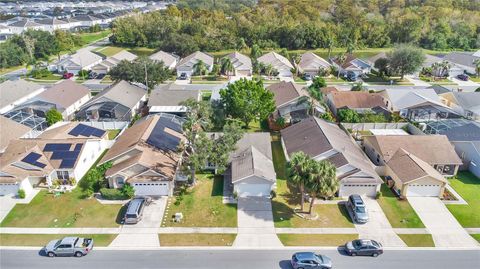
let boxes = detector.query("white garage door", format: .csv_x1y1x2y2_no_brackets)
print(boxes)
236,184,272,197
406,184,442,197
339,184,378,197
133,182,170,196
0,183,19,196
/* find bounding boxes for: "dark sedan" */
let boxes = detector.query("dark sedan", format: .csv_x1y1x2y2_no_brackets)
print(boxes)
344,239,383,257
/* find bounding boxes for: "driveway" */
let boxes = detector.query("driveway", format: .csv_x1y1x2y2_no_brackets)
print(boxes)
405,75,432,87
0,190,40,223
409,197,479,248
233,197,282,248
355,197,406,247
449,77,480,88
110,197,167,248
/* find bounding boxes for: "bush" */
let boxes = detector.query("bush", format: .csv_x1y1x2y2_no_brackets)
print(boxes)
17,189,26,199
100,188,129,200
30,68,51,79
376,191,382,199
121,183,135,199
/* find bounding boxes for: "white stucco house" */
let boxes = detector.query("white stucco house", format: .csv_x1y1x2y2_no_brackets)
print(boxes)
149,50,179,70
176,51,214,78
257,51,294,78
0,79,46,114
56,49,104,74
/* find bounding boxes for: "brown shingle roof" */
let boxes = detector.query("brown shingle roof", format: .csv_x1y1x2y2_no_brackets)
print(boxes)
267,81,305,107
320,86,339,96
0,116,32,151
329,91,386,109
364,135,463,165
280,117,332,157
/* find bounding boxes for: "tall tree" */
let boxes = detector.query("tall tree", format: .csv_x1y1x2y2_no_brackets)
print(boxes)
473,59,480,78
306,160,338,215
387,44,425,79
287,151,311,212
220,57,234,77
209,119,244,173
45,108,63,126
193,60,208,76
219,78,275,128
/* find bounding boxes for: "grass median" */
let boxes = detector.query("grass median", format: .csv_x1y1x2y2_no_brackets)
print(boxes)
0,234,117,247
397,234,435,247
159,234,236,246
278,234,358,246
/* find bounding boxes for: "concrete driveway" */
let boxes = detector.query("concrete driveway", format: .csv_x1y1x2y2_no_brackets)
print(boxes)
110,197,167,248
355,197,406,247
449,77,480,88
233,197,282,248
409,197,479,248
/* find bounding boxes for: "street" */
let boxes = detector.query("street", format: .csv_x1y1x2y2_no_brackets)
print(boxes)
1,249,479,269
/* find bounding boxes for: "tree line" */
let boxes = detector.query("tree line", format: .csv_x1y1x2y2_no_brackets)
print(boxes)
110,0,480,57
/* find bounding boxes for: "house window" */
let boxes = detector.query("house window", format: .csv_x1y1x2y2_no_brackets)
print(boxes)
57,171,70,180
115,176,125,187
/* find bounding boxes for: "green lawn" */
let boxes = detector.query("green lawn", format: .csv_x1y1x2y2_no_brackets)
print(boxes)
128,47,155,57
471,234,480,243
29,73,62,81
0,188,123,228
0,234,117,247
159,234,236,246
77,30,111,44
270,135,354,228
469,77,480,82
107,129,121,140
0,65,25,75
446,172,480,228
363,74,413,85
163,174,237,227
377,185,425,228
278,234,358,246
244,120,269,133
397,234,435,247
96,46,125,57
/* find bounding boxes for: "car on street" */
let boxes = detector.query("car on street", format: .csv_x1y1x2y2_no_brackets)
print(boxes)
345,239,383,257
62,72,74,79
123,197,147,224
457,74,469,81
291,252,332,269
44,237,94,257
347,194,369,223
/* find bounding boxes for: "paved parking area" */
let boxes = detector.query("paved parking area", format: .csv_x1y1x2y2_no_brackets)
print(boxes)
409,197,479,248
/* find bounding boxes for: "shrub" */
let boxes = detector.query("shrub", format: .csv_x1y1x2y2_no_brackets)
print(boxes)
121,183,135,199
17,189,26,199
376,191,382,199
100,188,129,200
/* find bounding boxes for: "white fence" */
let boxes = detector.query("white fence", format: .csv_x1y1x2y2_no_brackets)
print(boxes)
341,122,424,135
78,121,129,130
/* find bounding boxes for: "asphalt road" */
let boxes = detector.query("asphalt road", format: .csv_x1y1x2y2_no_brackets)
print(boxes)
1,249,479,269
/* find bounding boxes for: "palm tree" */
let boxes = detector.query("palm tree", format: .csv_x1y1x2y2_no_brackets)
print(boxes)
295,96,316,116
264,64,274,78
474,59,480,78
336,54,347,79
291,54,301,77
193,60,208,76
306,160,338,215
440,61,451,78
220,57,234,77
287,151,311,212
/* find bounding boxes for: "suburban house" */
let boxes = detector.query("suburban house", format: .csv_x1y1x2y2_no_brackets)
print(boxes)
15,80,91,120
76,80,147,121
35,18,70,32
331,54,372,77
257,51,294,77
149,50,179,70
0,116,36,153
443,50,480,75
439,92,480,121
176,51,214,78
297,52,331,76
266,81,314,124
91,50,138,74
56,49,104,74
384,148,448,197
8,19,44,34
228,133,276,197
0,123,109,196
320,86,339,102
379,88,461,121
281,117,383,197
71,14,103,28
425,119,480,178
0,79,46,114
148,84,201,116
363,135,463,177
99,114,185,196
221,51,253,76
420,54,465,78
326,91,389,118
0,24,13,42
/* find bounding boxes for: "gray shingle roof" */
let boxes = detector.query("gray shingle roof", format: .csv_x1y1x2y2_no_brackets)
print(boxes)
0,79,45,109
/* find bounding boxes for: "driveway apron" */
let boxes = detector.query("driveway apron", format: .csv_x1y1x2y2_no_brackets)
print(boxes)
233,197,283,248
109,197,167,248
409,197,479,248
355,197,407,247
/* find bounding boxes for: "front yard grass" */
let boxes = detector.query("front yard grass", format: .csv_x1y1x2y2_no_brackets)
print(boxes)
107,129,121,140
270,135,354,228
471,234,480,243
158,234,236,246
0,188,123,228
446,172,480,228
96,46,125,57
163,174,237,227
77,30,111,44
377,185,424,228
397,234,435,247
278,234,358,246
0,234,117,247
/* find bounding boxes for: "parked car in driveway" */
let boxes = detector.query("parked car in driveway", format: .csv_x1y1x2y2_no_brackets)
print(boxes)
457,74,469,81
347,194,369,223
88,72,98,79
123,197,147,224
62,72,74,79
178,73,188,80
291,252,332,269
345,239,383,257
44,237,93,257
303,73,313,81
345,71,357,81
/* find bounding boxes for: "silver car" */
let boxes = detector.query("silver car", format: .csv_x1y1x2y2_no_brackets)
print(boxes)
44,237,94,257
348,194,369,223
291,252,332,269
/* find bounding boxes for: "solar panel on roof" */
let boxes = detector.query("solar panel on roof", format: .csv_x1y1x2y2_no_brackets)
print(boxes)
92,129,106,138
74,143,83,151
21,152,46,168
68,124,87,136
51,151,79,160
43,143,71,152
59,159,76,169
